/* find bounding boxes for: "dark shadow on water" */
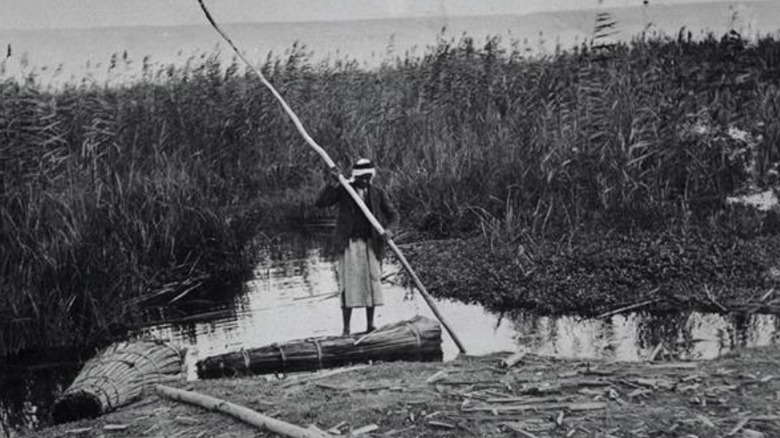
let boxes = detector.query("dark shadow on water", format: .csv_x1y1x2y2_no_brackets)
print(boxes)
0,354,83,435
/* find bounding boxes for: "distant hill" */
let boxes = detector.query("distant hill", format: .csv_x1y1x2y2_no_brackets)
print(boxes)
1,0,778,85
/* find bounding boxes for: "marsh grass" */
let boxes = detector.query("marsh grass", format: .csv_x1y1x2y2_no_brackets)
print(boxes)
3,28,780,356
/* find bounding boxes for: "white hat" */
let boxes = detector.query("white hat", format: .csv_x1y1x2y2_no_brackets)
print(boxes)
351,158,376,178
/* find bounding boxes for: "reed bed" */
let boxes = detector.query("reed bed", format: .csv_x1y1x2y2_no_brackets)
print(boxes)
3,28,780,356
50,340,183,423
196,316,442,378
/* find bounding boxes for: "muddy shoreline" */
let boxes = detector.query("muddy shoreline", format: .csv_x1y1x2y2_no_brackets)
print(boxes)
25,344,780,438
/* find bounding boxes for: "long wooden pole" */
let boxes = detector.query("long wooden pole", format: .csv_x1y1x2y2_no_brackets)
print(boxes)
156,385,331,438
196,1,466,353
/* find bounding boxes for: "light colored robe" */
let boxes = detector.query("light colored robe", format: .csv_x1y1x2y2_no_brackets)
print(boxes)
338,236,384,308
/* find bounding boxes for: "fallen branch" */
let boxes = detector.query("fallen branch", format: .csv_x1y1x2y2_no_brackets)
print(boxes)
499,350,527,369
461,413,575,422
627,388,653,399
560,379,612,388
351,424,379,436
315,383,390,392
383,426,417,436
645,362,699,370
463,401,607,413
739,429,766,438
726,417,750,437
695,414,716,428
313,383,344,391
595,296,660,319
647,343,665,362
485,395,576,404
427,421,456,429
103,424,129,431
278,365,369,389
326,422,346,435
502,423,541,438
426,371,448,384
438,379,504,385
156,384,331,438
704,285,728,312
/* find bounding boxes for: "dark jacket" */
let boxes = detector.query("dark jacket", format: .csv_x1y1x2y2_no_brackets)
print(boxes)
315,183,399,260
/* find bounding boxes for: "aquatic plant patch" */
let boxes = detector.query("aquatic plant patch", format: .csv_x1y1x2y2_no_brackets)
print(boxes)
400,230,780,316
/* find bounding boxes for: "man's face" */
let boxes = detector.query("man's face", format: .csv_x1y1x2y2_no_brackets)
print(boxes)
353,175,372,189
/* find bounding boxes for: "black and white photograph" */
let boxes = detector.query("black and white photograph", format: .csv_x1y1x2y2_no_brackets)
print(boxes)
1,0,780,436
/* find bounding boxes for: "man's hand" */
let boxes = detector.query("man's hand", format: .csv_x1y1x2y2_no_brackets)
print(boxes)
384,229,394,240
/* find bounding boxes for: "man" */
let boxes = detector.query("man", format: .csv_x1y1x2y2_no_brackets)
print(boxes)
316,158,399,335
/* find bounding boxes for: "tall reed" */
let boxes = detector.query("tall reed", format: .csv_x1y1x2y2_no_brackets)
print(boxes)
3,29,779,356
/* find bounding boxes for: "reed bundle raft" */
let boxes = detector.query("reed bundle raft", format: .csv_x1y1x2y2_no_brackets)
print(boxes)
197,316,442,379
52,340,183,424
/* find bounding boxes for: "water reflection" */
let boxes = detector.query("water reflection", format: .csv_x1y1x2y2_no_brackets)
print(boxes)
138,231,780,378
2,230,780,434
508,311,779,361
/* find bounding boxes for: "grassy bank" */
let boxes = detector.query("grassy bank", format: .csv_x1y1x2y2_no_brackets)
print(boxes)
3,28,780,356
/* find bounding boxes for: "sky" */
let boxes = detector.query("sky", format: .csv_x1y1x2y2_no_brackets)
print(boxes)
0,0,763,31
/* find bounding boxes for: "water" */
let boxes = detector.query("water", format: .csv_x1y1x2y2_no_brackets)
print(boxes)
2,229,779,435
140,230,779,374
2,2,779,87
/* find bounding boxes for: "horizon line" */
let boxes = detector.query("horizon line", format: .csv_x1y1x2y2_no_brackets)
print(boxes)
0,0,764,33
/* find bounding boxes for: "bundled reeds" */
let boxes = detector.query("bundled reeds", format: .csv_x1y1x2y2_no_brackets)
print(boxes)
51,340,183,424
196,316,442,379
